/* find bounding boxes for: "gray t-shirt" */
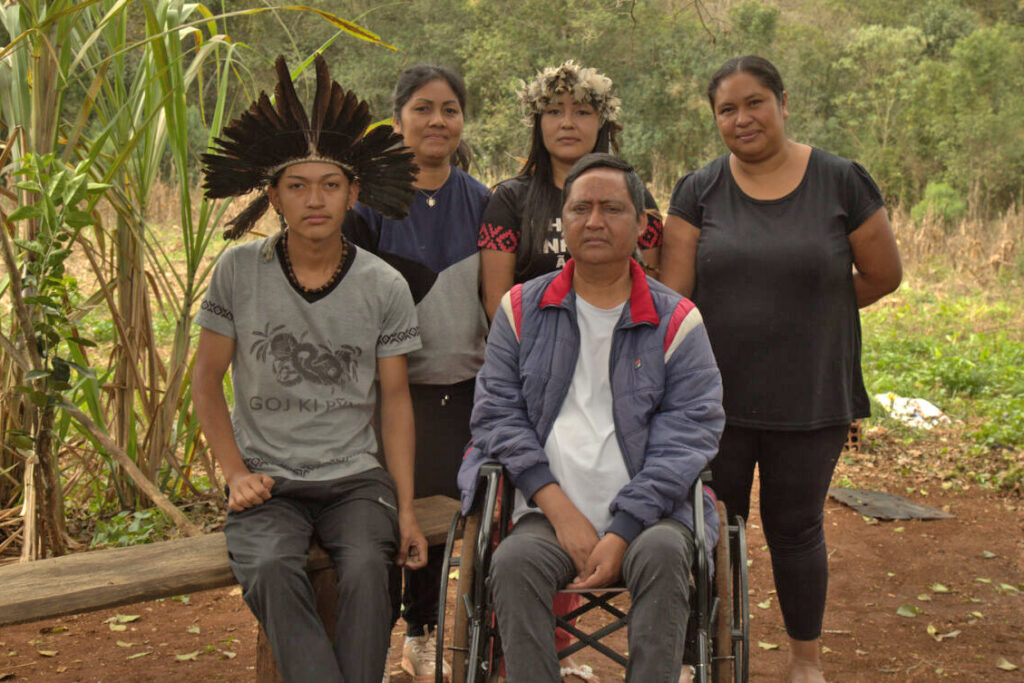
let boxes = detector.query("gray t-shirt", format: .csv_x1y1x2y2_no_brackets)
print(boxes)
195,239,422,480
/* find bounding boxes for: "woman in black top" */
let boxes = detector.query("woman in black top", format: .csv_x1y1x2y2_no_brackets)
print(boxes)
661,56,902,683
478,60,663,321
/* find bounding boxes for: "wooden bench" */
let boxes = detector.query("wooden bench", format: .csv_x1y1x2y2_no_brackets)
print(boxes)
0,495,461,681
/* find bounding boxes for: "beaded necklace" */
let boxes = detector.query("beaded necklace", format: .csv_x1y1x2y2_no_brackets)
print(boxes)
280,231,349,295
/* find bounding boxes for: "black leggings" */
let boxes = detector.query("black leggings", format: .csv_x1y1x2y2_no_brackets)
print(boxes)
388,378,475,634
710,423,848,641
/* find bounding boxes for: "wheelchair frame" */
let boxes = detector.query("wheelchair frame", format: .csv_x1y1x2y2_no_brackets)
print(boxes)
437,463,750,683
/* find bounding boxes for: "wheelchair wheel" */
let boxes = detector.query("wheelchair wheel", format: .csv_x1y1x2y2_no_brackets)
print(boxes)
437,511,459,681
441,464,508,683
436,509,491,679
712,501,734,683
730,516,750,683
712,503,751,683
450,511,477,683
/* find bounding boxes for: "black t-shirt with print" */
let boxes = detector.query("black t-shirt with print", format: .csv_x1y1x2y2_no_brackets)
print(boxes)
478,176,663,284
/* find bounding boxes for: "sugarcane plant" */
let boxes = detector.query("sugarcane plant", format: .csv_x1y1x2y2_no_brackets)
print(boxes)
0,0,397,557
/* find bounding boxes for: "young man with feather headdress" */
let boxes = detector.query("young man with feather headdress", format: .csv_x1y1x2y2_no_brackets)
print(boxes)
192,55,426,682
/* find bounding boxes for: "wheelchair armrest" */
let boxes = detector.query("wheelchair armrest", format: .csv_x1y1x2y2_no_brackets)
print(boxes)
692,477,710,579
466,461,513,540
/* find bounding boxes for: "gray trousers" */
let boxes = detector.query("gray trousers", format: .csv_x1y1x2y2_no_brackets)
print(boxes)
224,469,398,683
490,514,693,683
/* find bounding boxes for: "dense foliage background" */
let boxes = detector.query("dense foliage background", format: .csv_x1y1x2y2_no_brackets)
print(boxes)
216,0,1024,217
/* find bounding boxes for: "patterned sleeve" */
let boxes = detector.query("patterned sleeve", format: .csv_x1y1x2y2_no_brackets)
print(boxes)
376,275,422,358
843,161,886,234
638,186,664,249
194,249,236,339
477,181,522,253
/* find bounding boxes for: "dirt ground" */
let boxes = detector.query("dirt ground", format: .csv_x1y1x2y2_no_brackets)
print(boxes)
2,431,1022,682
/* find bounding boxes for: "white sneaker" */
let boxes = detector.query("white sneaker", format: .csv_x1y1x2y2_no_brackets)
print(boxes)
401,631,451,682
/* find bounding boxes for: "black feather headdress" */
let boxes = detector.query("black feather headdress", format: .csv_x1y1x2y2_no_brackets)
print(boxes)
202,55,417,239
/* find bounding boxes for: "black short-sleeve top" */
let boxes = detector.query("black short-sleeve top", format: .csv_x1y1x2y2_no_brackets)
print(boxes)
478,176,663,284
668,148,884,429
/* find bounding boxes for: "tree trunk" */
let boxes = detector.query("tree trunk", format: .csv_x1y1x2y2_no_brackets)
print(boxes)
34,405,67,557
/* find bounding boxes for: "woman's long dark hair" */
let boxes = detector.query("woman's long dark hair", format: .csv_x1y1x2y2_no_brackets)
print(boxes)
391,63,473,171
515,115,620,273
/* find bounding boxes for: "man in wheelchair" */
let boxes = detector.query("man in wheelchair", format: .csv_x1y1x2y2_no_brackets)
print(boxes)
460,153,725,682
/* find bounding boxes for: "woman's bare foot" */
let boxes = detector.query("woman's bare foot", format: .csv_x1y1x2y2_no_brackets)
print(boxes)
678,663,695,683
788,637,826,683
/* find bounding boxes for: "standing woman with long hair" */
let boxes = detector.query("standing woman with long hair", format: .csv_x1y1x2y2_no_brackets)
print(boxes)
345,64,490,683
661,55,902,683
478,60,663,321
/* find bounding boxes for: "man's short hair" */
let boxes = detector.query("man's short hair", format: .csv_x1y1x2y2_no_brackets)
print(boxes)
561,153,645,219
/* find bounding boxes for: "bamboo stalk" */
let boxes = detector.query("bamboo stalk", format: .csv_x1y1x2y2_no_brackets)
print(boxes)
20,455,37,561
0,527,23,555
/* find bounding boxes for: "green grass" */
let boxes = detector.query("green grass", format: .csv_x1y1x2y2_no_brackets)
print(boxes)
861,279,1024,489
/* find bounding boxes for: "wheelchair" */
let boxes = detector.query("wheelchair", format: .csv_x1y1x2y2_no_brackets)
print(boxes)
436,463,750,682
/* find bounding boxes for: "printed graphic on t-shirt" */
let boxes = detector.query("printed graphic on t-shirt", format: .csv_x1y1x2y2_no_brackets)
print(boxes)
200,298,233,321
543,217,567,268
250,322,361,390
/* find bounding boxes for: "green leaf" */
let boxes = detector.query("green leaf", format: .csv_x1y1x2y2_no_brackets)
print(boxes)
13,238,45,254
982,550,996,559
26,390,49,407
126,651,151,660
24,370,51,381
23,295,60,307
757,641,780,650
175,650,200,661
62,359,95,378
65,210,95,228
62,174,87,206
930,583,950,593
14,180,42,193
896,604,920,618
9,434,33,449
7,204,42,222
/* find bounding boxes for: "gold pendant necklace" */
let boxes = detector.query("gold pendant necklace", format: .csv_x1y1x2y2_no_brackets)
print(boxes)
419,188,440,208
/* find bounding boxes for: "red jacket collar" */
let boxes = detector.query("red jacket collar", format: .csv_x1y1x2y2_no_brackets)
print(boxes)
540,258,660,326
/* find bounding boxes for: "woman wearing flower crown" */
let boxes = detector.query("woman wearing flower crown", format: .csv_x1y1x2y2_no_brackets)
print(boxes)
478,60,663,322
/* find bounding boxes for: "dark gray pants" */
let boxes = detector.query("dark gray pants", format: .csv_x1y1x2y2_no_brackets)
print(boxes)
224,470,398,683
489,514,694,683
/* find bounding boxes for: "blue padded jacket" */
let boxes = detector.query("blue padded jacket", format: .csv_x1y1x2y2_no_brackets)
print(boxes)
459,259,725,546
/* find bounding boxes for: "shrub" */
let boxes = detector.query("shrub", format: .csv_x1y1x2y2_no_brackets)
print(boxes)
911,181,967,230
